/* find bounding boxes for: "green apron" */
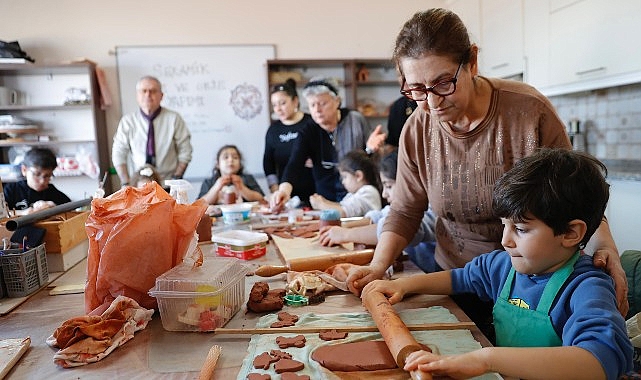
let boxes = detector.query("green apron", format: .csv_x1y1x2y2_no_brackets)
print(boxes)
493,252,580,347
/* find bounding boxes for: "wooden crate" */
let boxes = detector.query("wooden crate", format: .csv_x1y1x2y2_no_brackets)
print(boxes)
34,211,89,254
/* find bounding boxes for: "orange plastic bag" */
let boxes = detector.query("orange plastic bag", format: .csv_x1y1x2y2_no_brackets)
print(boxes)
84,182,207,314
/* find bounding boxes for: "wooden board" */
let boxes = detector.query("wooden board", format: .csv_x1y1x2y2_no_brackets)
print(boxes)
0,337,30,379
271,234,372,263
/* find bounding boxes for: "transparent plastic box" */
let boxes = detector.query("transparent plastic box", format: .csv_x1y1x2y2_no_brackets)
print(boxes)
148,257,249,332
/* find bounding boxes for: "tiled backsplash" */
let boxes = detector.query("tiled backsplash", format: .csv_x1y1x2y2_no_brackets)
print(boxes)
548,82,641,161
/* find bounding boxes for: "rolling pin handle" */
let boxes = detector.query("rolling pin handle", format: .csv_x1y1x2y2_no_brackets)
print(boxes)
254,265,289,277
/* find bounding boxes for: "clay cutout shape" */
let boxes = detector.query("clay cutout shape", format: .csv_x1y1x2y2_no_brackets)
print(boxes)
253,351,278,370
311,340,399,371
269,349,292,360
319,329,348,341
276,335,306,348
281,373,310,380
270,311,299,328
274,358,305,373
270,320,296,328
247,374,271,380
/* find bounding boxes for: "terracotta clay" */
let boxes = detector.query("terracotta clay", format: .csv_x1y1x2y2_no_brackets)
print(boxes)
253,352,278,370
281,373,310,380
247,374,271,380
247,282,285,313
318,329,348,341
311,340,398,371
274,358,305,373
270,311,299,328
276,335,306,349
269,349,292,360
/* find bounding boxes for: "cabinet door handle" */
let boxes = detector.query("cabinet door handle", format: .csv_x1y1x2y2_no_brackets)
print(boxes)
576,67,606,76
491,62,509,70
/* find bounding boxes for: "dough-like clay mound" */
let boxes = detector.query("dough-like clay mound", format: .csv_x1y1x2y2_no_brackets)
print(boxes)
274,358,305,373
311,340,398,371
319,329,348,341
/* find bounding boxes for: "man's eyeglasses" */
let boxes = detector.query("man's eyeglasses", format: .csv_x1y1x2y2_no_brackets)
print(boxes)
28,168,53,180
400,59,465,101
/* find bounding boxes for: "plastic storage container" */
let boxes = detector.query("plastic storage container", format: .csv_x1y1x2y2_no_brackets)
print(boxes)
212,230,268,260
0,244,48,297
148,257,249,332
219,203,252,224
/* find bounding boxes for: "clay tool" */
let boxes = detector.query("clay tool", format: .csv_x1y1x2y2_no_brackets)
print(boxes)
213,321,475,335
363,291,433,380
198,344,221,380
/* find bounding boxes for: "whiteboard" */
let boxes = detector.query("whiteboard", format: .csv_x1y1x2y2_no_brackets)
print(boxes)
116,45,275,179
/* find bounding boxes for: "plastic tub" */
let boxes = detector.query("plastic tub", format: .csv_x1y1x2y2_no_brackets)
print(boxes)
211,230,268,260
148,257,249,332
219,203,252,224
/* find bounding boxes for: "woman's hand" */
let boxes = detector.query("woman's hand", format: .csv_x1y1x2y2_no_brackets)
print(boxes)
269,182,292,212
318,225,349,246
592,248,629,316
366,124,387,153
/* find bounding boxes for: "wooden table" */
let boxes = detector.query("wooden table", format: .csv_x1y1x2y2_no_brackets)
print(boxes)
0,240,492,379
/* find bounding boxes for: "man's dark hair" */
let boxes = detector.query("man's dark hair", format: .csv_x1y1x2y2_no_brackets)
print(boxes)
492,148,609,249
23,148,58,170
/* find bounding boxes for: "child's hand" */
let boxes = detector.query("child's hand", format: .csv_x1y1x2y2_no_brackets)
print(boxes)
318,225,348,246
31,200,56,212
309,194,328,210
361,279,406,305
404,348,490,379
230,174,244,190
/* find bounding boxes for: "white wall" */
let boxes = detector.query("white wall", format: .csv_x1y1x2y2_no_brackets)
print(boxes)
3,1,442,160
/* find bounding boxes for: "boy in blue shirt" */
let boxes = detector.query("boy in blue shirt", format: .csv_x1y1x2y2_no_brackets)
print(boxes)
362,148,633,379
3,147,71,215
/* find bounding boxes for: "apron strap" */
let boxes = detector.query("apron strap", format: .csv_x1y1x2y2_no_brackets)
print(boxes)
536,251,581,312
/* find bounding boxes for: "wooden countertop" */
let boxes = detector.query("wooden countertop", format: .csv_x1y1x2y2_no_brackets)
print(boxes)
0,241,493,379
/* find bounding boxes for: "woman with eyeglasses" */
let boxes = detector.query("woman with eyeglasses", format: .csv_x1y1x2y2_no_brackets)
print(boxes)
346,7,627,327
269,77,386,211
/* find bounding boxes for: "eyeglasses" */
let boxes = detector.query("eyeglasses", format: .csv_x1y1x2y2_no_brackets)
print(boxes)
400,59,464,101
28,168,53,180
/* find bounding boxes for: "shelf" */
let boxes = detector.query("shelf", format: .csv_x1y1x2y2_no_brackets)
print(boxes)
0,104,92,112
0,139,96,147
0,62,93,75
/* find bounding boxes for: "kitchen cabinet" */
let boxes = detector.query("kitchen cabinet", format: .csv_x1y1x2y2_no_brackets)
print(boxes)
531,0,641,95
267,59,399,129
606,179,641,253
479,0,524,79
0,62,110,200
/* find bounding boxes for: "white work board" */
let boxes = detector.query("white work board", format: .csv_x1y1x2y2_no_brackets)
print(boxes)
116,45,275,180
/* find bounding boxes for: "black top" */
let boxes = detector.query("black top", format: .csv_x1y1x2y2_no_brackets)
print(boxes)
3,180,72,210
281,122,346,202
263,114,316,204
386,96,417,147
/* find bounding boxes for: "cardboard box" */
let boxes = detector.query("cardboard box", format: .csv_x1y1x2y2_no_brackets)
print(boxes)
46,238,88,272
34,211,89,254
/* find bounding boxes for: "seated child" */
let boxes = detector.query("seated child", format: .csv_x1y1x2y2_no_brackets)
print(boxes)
130,164,162,188
309,150,382,217
198,145,264,214
318,149,437,272
362,148,633,380
3,147,71,215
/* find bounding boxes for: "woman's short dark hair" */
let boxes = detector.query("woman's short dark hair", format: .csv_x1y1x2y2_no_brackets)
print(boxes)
393,8,472,68
493,148,609,249
271,78,298,99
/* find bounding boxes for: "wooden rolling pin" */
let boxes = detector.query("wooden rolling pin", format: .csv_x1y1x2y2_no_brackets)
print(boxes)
363,290,432,380
254,248,374,277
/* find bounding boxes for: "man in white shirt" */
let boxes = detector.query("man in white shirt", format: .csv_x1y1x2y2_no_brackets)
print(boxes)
112,76,192,186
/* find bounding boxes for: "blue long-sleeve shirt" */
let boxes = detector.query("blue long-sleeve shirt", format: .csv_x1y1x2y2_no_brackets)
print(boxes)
451,250,633,380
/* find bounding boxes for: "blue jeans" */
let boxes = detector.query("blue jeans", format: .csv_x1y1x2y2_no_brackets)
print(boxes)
405,241,437,273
